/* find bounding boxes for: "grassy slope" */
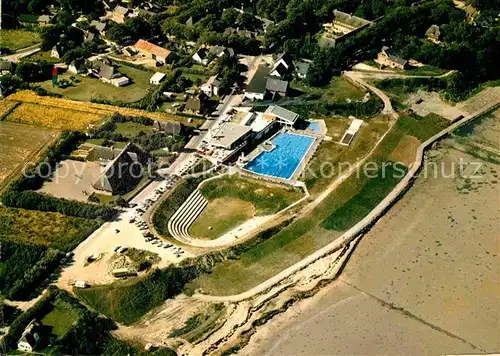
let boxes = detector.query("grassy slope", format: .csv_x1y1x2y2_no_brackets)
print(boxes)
0,30,40,51
200,175,303,215
185,114,450,295
42,305,79,339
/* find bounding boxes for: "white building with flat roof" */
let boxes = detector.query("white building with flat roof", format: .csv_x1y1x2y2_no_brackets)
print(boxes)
150,72,166,84
264,105,299,127
208,122,253,150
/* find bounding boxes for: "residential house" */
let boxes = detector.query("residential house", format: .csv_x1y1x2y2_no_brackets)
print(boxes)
294,60,310,80
192,47,210,65
185,92,210,114
17,319,41,353
51,44,62,58
133,39,171,63
200,75,221,97
0,60,14,75
17,14,52,27
92,143,149,195
192,46,233,65
90,20,107,35
153,120,183,135
425,24,442,43
111,5,131,24
150,72,166,85
265,77,288,98
97,62,130,86
37,15,52,26
244,65,270,100
269,52,294,79
375,46,408,70
84,31,96,43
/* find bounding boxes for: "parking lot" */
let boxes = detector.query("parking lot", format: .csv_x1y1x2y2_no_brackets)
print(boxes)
57,176,191,288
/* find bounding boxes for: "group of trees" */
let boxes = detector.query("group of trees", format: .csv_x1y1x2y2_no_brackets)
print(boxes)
305,0,499,100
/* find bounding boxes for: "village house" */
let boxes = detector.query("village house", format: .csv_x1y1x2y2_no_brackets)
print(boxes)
90,20,107,36
0,60,14,75
185,92,210,115
425,24,442,43
200,75,222,97
265,77,288,98
133,39,171,64
375,46,408,70
17,319,41,353
110,5,131,24
92,143,149,195
269,52,294,79
192,46,235,66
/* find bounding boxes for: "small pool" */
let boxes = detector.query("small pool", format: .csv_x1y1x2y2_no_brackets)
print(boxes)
306,121,321,133
244,132,315,180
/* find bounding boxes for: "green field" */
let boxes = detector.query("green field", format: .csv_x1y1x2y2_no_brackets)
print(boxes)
0,30,40,51
39,65,153,103
291,76,367,102
42,305,79,339
184,114,450,295
0,207,100,252
115,121,156,138
303,115,391,196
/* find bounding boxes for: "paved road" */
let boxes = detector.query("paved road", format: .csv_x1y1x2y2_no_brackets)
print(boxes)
1,44,42,62
193,89,500,303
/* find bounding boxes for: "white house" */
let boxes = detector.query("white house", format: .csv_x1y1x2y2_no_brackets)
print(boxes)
110,76,130,87
75,280,88,288
150,72,166,85
200,75,221,97
269,53,294,79
17,320,41,353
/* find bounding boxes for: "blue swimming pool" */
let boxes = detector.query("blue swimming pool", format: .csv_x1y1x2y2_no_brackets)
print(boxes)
244,132,315,180
306,121,321,133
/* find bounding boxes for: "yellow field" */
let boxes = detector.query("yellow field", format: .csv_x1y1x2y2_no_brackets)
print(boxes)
7,90,201,128
0,100,20,119
6,102,104,130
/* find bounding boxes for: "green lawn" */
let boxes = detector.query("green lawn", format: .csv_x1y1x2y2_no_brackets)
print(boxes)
23,50,60,64
403,65,447,77
38,65,153,103
114,121,156,138
189,198,255,239
0,30,40,51
184,114,450,295
200,175,303,215
42,305,79,339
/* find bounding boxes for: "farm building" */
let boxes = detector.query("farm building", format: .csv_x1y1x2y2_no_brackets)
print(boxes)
150,72,166,85
375,46,408,70
134,39,171,63
92,143,150,195
320,10,373,48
